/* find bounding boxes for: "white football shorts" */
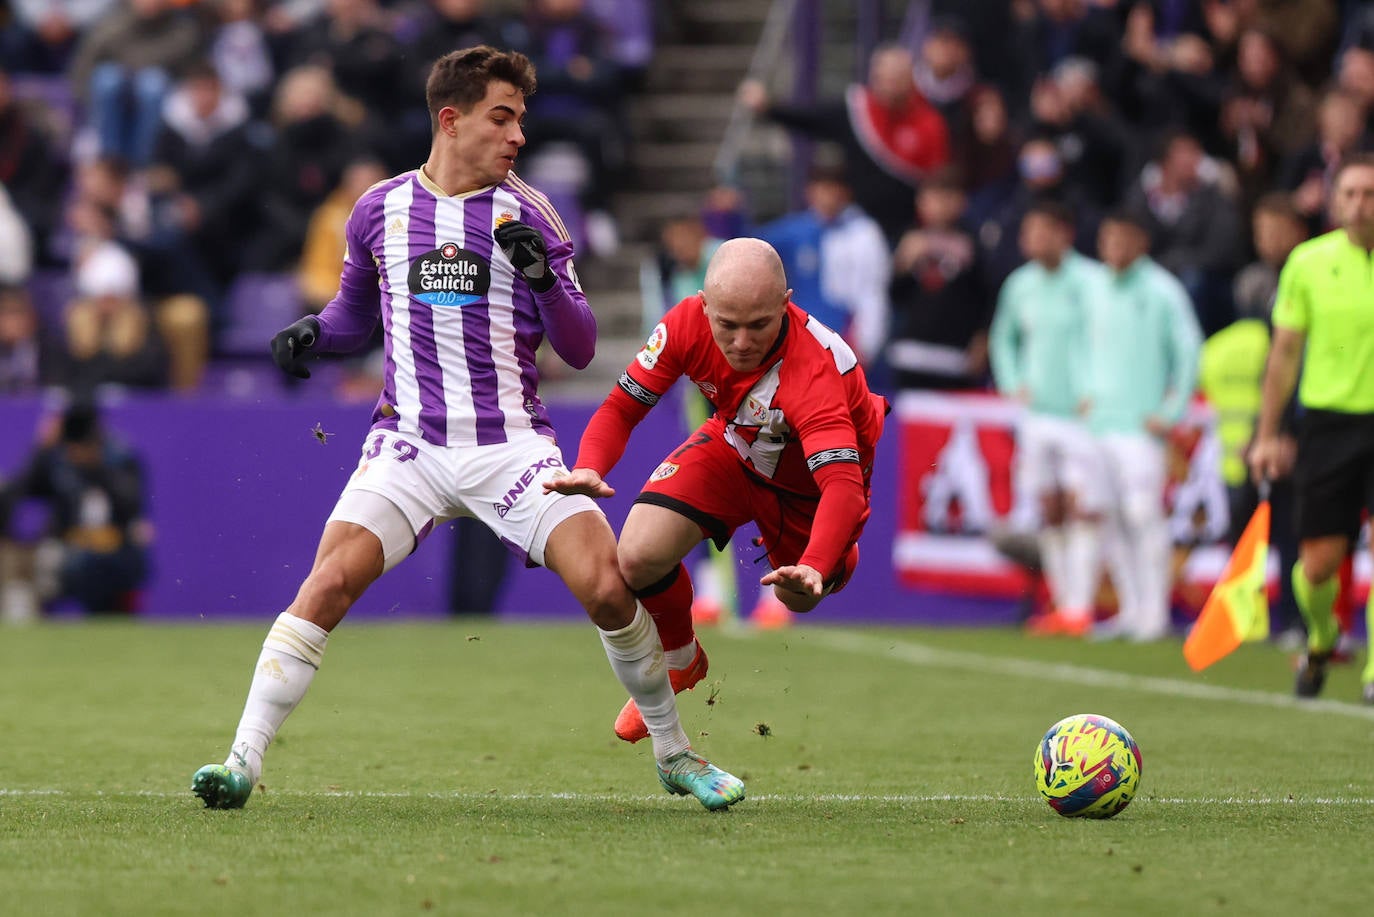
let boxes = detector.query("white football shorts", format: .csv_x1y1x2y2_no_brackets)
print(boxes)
1014,412,1105,511
327,427,600,571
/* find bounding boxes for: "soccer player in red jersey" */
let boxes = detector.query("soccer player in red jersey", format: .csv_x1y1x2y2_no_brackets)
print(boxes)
547,238,888,742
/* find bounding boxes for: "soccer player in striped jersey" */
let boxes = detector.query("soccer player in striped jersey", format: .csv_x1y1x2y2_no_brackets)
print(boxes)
547,238,888,745
191,47,744,811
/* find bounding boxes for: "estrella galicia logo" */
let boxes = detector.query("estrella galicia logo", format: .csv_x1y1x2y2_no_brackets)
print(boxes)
409,242,490,307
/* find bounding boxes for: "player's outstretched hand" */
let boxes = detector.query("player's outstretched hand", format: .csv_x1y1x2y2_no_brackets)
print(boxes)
542,467,615,499
270,315,321,379
494,220,555,292
761,564,825,600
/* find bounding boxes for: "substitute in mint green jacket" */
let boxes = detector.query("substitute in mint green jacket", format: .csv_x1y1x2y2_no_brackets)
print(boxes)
989,249,1101,419
1083,250,1202,436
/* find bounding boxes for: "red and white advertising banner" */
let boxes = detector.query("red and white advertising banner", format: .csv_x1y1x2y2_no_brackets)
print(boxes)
891,391,1353,611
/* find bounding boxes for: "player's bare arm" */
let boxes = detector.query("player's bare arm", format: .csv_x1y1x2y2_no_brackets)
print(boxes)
1249,325,1304,482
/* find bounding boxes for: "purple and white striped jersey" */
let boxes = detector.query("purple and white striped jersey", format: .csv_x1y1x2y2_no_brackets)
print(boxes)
312,167,596,447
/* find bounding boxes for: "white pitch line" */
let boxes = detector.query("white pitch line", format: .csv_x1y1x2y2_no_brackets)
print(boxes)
4,789,1374,805
765,628,1374,722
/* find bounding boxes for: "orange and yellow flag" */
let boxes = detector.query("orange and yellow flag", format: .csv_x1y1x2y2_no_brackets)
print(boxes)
1184,495,1271,671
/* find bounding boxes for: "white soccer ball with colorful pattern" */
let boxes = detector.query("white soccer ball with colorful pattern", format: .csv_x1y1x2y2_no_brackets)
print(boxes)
1033,713,1142,818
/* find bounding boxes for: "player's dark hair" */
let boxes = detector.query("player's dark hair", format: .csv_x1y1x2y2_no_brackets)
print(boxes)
426,46,537,130
1101,206,1152,240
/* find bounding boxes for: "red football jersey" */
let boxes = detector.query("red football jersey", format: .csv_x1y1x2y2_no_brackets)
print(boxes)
616,296,886,497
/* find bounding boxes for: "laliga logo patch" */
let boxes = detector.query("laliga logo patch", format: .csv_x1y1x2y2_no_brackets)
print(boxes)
649,461,679,481
408,242,490,307
636,322,667,370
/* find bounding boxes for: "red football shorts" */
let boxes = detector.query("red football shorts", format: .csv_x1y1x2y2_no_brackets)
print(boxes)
634,421,870,593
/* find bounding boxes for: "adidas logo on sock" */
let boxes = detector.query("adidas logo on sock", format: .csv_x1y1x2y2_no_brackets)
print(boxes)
258,658,288,683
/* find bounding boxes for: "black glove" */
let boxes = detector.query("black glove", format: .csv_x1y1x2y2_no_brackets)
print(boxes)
270,315,321,379
494,220,556,293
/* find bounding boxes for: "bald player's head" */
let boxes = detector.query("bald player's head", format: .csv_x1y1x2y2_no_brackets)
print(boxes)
700,238,792,372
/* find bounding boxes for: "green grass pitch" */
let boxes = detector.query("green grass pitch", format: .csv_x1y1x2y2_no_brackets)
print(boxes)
2,619,1372,915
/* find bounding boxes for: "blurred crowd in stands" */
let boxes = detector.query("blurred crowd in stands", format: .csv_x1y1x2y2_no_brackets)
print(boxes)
661,0,1371,402
0,0,649,395
1,0,1371,407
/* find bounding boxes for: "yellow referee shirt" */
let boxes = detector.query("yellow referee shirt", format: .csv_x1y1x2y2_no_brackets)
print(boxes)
1272,229,1374,413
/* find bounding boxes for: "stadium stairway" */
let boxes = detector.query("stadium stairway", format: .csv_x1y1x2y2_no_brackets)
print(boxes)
562,1,889,398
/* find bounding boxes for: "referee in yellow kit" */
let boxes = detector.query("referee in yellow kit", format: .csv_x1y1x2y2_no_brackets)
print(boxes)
1251,153,1374,702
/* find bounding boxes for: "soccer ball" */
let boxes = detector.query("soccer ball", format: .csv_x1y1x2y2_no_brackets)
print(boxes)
1033,713,1142,818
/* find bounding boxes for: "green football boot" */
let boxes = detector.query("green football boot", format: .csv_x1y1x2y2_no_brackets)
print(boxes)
656,750,745,811
191,764,254,809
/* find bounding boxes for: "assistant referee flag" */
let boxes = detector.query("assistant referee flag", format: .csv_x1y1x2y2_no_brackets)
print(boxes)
1184,486,1271,671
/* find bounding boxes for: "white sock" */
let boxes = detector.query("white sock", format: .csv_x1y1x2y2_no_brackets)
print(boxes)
664,643,697,670
1061,520,1103,620
1103,518,1141,632
599,603,690,762
1038,527,1069,610
226,612,329,783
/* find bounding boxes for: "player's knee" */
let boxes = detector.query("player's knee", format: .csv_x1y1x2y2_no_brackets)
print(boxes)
617,543,675,594
579,567,636,630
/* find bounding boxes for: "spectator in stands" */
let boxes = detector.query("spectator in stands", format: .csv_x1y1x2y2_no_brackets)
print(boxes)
1008,0,1126,118
520,0,627,256
1335,41,1374,117
738,43,951,244
1233,192,1309,323
0,0,117,75
280,0,411,169
242,64,362,272
1027,56,1135,211
657,214,722,318
67,0,205,167
0,399,152,615
977,135,1101,287
755,164,890,366
1116,0,1225,145
0,183,34,289
147,60,262,316
914,16,983,161
1280,87,1367,234
298,155,389,311
1122,128,1244,336
0,67,70,266
60,202,167,390
960,85,1019,214
66,156,211,389
207,0,277,118
1218,27,1318,214
886,167,991,393
0,284,58,393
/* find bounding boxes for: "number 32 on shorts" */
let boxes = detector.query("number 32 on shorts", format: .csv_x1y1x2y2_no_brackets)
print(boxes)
362,432,420,463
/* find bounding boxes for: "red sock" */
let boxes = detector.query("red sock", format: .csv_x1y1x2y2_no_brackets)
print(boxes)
635,562,696,652
1335,554,1355,635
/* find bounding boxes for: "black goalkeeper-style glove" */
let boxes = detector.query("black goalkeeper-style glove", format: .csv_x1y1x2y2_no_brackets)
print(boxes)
494,220,556,293
270,315,321,379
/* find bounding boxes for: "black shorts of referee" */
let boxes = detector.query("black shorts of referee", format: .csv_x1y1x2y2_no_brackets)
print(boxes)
1294,408,1374,541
